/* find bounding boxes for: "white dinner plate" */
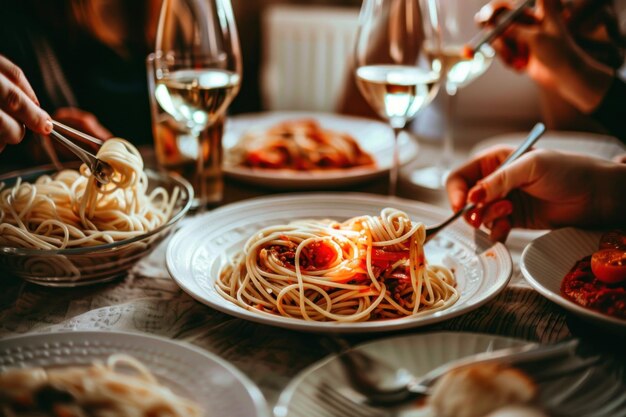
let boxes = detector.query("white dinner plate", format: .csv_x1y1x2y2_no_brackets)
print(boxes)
520,228,626,330
275,332,626,417
222,112,419,189
166,193,512,333
0,331,269,417
470,130,626,160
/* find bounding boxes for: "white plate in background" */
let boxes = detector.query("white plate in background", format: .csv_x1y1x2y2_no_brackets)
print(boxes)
275,332,626,417
166,193,512,333
521,227,625,329
470,130,626,160
0,331,269,417
223,112,418,189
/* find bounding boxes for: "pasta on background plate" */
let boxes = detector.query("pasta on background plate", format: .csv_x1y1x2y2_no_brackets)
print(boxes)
0,354,202,417
228,119,375,171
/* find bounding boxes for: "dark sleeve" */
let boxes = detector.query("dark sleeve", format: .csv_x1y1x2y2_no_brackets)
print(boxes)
590,76,626,144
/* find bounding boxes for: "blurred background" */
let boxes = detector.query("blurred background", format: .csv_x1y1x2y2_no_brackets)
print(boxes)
0,0,625,169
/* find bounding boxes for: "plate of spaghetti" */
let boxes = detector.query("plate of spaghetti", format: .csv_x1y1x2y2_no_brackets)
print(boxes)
166,193,512,333
0,331,268,417
222,112,419,189
0,138,193,286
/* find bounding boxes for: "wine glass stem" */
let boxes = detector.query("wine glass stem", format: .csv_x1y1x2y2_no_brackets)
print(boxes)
390,126,403,196
440,90,457,182
194,130,206,209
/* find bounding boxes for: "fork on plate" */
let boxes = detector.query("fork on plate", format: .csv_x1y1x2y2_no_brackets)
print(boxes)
321,337,601,410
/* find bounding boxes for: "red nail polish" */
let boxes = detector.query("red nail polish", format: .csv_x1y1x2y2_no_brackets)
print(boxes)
466,208,482,228
469,186,486,204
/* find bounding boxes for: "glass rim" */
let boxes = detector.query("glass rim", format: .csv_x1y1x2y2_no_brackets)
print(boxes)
0,164,194,256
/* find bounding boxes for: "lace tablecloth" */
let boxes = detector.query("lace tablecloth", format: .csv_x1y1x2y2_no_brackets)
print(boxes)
1,144,625,408
5,221,622,408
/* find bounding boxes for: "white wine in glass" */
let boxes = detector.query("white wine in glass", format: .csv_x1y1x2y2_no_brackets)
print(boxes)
156,68,240,130
430,45,494,91
354,0,441,196
411,0,495,190
151,0,242,208
356,65,440,124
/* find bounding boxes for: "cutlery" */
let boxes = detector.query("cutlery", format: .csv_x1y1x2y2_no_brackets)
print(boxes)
319,353,601,415
327,337,589,408
424,121,546,243
48,121,112,185
467,0,535,57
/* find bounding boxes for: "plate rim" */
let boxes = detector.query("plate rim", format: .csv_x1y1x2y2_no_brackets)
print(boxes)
470,130,626,158
0,330,270,417
273,331,530,417
520,227,626,328
222,111,418,184
166,192,513,333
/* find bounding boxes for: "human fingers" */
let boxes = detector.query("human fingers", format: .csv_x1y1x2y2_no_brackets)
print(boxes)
0,55,39,106
0,109,25,147
538,0,566,34
53,107,113,142
492,37,515,67
0,73,52,135
445,145,513,212
467,151,540,206
490,217,512,242
613,153,626,164
482,199,514,225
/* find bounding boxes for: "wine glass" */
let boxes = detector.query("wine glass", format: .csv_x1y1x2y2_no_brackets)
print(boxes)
150,0,242,208
354,0,441,196
411,0,495,190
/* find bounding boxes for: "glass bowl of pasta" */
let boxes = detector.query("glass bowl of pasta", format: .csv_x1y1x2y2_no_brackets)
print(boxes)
0,141,193,286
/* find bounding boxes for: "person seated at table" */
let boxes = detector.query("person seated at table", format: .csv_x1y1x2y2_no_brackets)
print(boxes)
0,1,163,170
484,0,626,141
446,145,626,242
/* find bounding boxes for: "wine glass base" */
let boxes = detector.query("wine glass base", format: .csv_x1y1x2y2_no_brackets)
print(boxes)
410,166,449,190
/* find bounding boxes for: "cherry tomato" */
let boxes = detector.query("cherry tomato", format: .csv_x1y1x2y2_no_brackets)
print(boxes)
599,230,626,250
591,249,626,284
309,241,337,268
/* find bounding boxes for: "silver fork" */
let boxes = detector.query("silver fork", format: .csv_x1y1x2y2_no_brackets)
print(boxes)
48,121,113,185
327,338,597,408
319,354,602,415
424,122,546,243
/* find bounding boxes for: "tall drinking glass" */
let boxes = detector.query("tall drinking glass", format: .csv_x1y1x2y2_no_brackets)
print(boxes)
150,0,241,208
411,0,495,190
354,0,441,196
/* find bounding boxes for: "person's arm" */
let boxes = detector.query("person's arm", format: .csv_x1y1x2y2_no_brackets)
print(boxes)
445,146,626,242
590,76,626,143
488,0,625,139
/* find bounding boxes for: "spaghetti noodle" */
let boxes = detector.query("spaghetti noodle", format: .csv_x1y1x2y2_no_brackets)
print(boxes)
0,354,202,417
0,138,178,249
229,119,375,170
217,208,459,322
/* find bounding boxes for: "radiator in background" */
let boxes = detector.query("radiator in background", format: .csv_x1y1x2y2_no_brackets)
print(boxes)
261,5,360,112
